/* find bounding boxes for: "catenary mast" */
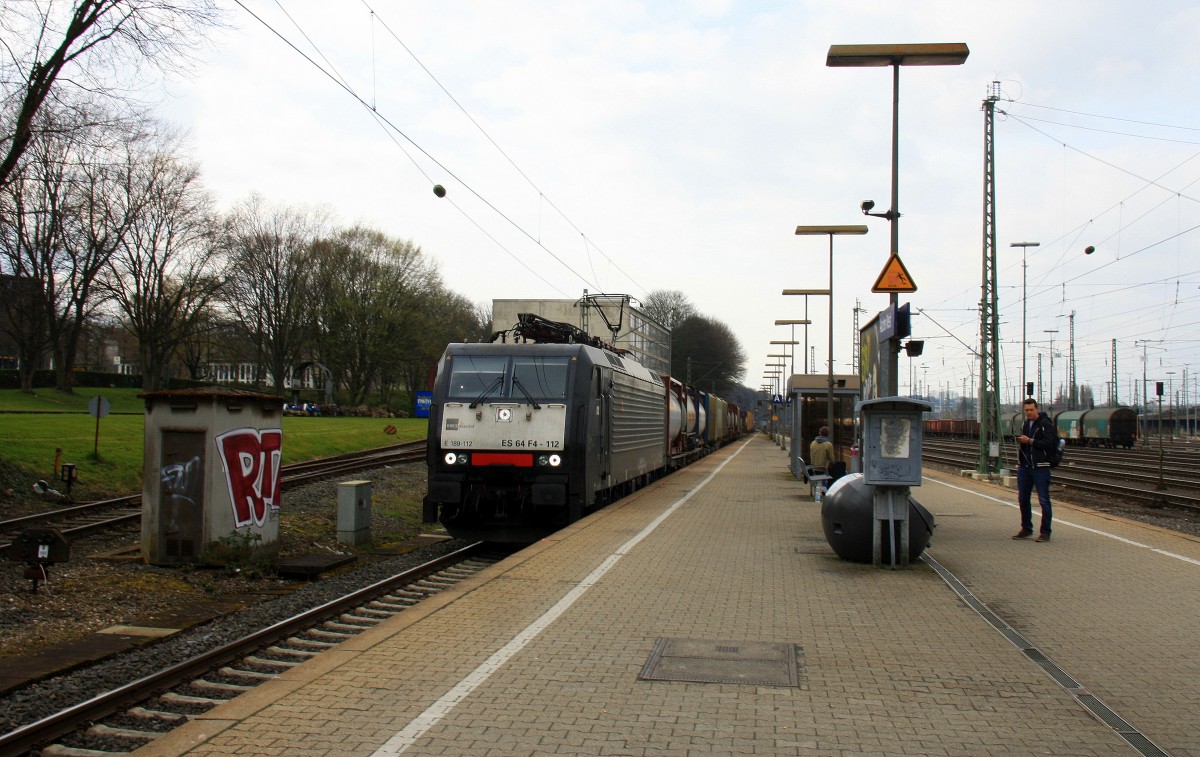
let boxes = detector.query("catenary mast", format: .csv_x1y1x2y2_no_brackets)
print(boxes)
977,82,1003,475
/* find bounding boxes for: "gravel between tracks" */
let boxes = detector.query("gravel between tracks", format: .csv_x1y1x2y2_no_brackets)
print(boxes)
0,463,469,734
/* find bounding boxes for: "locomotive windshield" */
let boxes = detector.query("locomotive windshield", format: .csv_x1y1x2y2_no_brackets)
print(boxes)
512,357,569,400
445,355,571,402
447,356,508,401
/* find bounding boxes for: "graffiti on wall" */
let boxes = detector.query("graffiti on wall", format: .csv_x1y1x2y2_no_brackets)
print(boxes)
215,427,283,528
160,454,203,535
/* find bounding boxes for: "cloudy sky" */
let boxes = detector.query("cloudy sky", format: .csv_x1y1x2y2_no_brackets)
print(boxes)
153,0,1200,410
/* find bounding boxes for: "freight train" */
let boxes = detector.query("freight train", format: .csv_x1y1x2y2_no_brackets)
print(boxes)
423,313,748,542
923,406,1137,448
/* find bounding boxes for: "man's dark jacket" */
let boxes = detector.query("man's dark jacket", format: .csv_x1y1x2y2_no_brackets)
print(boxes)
1019,411,1057,469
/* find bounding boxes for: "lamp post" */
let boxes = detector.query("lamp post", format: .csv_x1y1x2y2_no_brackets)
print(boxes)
776,318,812,373
791,224,868,446
785,289,830,430
768,353,790,397
766,358,786,436
783,293,830,364
1011,242,1040,398
765,366,783,435
771,337,802,377
768,345,796,388
774,319,809,374
827,42,969,396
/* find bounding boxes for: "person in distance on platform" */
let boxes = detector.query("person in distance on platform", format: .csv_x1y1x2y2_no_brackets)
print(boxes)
809,426,835,501
810,426,833,473
1013,398,1056,542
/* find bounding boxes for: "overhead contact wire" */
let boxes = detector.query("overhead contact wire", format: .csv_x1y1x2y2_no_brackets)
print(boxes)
359,0,647,295
233,0,598,295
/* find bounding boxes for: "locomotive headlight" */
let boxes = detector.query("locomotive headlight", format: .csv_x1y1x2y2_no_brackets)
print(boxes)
548,454,562,467
443,452,468,465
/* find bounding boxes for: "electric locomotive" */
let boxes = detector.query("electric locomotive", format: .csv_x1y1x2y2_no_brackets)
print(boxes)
423,314,668,542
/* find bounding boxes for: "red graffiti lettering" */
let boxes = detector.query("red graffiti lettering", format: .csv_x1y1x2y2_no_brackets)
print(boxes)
215,428,283,527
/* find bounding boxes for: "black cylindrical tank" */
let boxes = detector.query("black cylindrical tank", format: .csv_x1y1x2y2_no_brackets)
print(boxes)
820,473,935,563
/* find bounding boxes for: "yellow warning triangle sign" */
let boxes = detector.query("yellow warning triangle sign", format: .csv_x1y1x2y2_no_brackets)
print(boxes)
872,254,917,293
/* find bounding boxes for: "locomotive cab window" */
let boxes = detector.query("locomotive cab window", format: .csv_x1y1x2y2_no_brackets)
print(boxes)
447,356,508,401
512,357,570,400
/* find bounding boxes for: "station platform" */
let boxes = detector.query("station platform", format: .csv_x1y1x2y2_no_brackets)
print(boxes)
135,434,1200,757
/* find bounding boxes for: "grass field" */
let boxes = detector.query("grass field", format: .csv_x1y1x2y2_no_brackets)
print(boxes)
0,388,427,499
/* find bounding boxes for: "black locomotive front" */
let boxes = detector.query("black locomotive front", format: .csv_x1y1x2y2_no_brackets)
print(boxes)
423,341,666,542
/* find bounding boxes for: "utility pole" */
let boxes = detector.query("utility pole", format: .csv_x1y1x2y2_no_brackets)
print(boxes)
1037,353,1044,407
1068,311,1076,409
852,299,865,376
1010,241,1039,397
1044,329,1058,411
977,81,1003,475
1111,339,1119,406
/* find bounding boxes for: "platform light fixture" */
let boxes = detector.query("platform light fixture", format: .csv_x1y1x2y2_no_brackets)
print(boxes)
792,225,868,446
767,355,789,391
827,42,968,395
775,318,813,377
771,339,801,377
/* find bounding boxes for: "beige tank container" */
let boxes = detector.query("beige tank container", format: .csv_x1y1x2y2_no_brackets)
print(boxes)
140,387,285,566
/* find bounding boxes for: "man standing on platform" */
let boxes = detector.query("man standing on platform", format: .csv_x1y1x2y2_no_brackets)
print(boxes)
1013,398,1056,542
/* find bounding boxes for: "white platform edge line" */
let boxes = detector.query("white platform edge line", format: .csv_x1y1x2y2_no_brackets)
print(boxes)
372,436,754,755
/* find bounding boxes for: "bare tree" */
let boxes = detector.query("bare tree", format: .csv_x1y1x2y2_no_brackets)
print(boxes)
0,125,68,391
102,144,223,391
640,289,696,331
307,227,439,407
394,288,489,407
174,302,226,379
221,195,329,392
0,105,145,392
0,0,224,190
50,113,156,392
473,301,493,338
671,314,747,396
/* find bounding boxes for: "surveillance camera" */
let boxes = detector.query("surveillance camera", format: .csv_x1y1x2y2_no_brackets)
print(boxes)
1084,245,1095,255
861,200,875,213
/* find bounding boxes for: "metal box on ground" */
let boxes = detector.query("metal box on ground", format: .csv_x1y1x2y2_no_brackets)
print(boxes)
855,397,932,567
337,480,372,546
857,397,931,486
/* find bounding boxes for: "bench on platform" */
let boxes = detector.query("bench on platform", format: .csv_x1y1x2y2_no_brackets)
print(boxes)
801,465,831,501
802,459,849,501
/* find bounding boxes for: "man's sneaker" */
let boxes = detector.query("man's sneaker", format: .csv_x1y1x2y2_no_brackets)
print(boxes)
1012,529,1033,539
1035,533,1051,542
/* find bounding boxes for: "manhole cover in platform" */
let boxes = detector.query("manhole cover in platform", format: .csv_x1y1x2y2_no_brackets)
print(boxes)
638,637,801,687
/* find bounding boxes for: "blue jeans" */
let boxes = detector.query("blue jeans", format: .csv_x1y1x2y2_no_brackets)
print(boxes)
1017,466,1052,534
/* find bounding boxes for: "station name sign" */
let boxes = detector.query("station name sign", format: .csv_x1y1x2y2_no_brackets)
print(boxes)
876,303,912,343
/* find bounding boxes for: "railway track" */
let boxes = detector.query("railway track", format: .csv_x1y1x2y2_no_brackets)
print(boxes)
922,439,1200,512
0,541,499,757
0,441,427,556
